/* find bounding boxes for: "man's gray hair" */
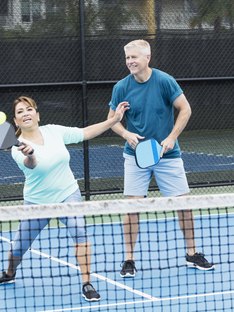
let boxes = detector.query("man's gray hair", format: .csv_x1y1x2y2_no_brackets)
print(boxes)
124,39,151,56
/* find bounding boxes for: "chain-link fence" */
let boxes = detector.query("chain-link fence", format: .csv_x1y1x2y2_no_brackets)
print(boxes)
0,0,233,201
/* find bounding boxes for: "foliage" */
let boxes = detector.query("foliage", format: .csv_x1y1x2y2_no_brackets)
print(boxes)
0,0,143,38
94,0,143,35
190,0,234,31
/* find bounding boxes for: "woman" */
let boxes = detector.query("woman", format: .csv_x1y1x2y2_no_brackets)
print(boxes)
0,96,129,302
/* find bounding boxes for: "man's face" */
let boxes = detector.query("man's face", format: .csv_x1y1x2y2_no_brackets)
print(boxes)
125,47,150,76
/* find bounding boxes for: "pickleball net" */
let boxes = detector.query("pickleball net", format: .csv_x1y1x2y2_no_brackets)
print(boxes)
0,193,234,312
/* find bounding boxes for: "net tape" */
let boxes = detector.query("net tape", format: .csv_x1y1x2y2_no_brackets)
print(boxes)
0,193,233,221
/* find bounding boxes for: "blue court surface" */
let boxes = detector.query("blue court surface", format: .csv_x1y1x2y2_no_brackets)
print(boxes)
0,145,234,184
1,212,234,312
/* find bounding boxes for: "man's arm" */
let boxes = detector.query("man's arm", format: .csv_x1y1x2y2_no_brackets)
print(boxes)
170,93,192,140
161,93,192,155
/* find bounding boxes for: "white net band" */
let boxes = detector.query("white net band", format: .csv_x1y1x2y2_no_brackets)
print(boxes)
0,193,233,221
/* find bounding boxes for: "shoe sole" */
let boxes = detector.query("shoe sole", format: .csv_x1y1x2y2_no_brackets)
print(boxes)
0,279,15,284
186,262,215,271
120,272,135,278
82,294,101,302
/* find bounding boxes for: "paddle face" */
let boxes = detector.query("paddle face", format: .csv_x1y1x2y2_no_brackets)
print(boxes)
0,121,20,150
135,138,162,169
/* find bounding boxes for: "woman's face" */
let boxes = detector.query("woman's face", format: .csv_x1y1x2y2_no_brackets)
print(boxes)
14,101,39,131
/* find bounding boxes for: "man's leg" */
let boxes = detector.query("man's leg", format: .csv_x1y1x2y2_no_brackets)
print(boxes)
177,209,195,256
121,154,151,277
123,212,139,261
154,158,215,270
120,210,139,277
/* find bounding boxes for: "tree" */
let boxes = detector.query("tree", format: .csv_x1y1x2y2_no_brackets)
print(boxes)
190,0,234,31
94,0,143,36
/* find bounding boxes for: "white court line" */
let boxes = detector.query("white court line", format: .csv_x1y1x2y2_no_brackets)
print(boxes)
84,210,234,228
2,210,232,235
1,213,234,312
30,249,155,300
39,289,234,312
0,236,157,300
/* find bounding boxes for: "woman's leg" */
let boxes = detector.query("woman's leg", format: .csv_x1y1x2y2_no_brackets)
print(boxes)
60,189,100,301
60,189,91,283
7,218,49,276
75,241,91,284
60,214,90,284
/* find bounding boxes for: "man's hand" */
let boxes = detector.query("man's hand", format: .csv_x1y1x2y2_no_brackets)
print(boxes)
160,137,176,157
123,130,145,149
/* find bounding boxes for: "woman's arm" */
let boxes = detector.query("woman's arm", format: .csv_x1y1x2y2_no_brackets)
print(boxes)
107,107,145,148
17,144,37,169
83,101,129,140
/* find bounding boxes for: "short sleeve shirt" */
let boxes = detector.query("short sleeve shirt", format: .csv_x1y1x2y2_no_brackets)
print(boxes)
109,68,183,157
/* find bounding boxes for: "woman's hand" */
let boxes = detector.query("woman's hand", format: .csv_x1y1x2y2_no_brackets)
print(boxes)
18,143,34,157
113,102,130,122
18,143,37,169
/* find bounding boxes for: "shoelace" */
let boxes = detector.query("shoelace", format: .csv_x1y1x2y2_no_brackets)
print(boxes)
83,283,95,292
193,252,208,263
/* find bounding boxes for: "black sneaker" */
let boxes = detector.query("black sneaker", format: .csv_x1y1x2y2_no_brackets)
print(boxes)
120,260,137,278
186,252,215,271
0,271,16,284
82,282,100,302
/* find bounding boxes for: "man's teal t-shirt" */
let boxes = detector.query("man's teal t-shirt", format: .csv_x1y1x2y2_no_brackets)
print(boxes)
109,68,183,158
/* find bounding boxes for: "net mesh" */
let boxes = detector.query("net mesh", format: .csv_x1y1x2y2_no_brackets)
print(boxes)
0,194,234,312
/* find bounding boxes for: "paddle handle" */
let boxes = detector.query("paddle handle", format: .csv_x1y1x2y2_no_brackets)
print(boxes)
16,141,34,155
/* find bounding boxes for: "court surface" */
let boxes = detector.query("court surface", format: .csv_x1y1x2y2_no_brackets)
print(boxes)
0,145,234,184
1,212,234,312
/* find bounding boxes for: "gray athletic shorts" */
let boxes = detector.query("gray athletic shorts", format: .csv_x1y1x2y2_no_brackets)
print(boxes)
123,153,190,197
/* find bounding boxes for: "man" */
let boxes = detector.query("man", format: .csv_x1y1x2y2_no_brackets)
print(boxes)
107,39,214,277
